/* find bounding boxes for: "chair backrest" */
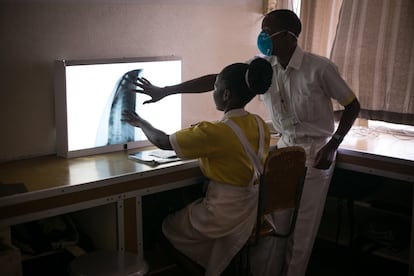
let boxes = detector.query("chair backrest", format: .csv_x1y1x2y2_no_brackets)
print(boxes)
253,146,307,240
260,146,307,215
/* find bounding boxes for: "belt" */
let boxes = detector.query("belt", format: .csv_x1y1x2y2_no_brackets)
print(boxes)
282,135,328,145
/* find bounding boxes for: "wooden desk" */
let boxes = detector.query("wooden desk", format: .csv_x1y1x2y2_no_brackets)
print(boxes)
335,127,414,275
0,128,413,274
0,150,203,256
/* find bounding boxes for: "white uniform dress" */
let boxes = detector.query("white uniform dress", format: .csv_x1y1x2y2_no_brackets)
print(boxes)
250,46,356,276
163,109,270,276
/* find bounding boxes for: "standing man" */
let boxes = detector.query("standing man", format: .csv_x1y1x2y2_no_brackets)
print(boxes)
130,9,360,276
249,9,360,276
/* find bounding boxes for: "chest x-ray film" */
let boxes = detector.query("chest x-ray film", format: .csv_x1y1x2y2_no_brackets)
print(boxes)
54,56,181,158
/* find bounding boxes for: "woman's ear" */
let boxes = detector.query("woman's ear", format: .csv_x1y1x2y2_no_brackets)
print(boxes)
223,89,231,101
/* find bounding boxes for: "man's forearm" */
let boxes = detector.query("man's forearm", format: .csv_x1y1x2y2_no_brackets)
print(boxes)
164,74,217,95
331,98,361,146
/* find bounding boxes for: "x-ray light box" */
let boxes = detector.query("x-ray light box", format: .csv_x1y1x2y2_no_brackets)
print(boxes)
54,56,182,158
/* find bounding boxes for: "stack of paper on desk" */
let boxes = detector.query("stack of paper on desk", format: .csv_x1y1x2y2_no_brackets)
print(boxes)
128,150,180,167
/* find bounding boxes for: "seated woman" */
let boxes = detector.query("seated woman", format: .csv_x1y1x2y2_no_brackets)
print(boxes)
122,58,273,276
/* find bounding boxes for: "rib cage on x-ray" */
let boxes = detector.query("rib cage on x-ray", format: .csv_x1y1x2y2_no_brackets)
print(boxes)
95,69,142,146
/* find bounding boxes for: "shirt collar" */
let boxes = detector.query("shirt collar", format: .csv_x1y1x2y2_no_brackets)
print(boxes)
272,45,304,71
288,45,303,70
222,108,248,120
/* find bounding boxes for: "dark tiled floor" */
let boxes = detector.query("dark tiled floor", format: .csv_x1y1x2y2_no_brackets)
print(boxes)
148,238,409,276
306,239,408,276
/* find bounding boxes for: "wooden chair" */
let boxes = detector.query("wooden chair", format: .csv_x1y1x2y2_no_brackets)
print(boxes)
254,145,307,241
231,146,307,275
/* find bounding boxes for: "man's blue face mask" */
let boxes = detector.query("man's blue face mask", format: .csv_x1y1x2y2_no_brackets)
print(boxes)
257,30,298,56
257,31,274,56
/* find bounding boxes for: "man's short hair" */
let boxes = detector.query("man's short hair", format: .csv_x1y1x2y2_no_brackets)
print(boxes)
266,9,302,37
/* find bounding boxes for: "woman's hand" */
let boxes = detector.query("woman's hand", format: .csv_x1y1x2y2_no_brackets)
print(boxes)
122,110,173,150
122,110,143,128
130,77,168,104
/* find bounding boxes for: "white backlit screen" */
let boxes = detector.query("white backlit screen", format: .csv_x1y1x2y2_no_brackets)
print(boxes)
55,57,181,158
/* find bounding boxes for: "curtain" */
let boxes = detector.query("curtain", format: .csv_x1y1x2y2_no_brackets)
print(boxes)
330,0,414,125
298,0,343,58
264,0,298,14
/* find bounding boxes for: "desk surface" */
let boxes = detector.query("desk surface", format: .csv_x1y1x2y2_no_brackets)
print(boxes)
0,150,199,207
340,126,414,162
335,126,414,182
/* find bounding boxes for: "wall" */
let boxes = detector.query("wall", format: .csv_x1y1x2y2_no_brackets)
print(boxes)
0,0,270,161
